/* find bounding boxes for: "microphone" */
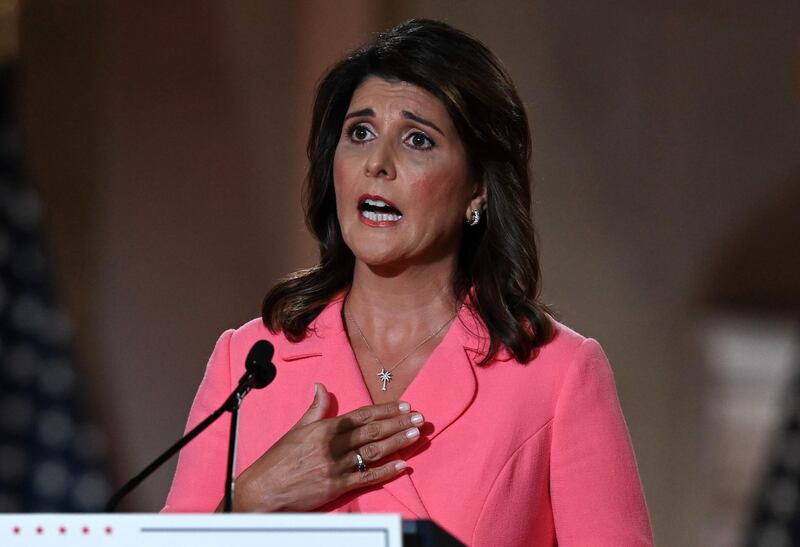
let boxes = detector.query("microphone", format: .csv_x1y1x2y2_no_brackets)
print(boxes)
241,339,277,390
222,340,277,511
106,339,276,512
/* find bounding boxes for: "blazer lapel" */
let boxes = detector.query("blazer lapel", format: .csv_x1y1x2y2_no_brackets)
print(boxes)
279,296,374,415
383,306,479,518
278,298,480,519
401,308,479,443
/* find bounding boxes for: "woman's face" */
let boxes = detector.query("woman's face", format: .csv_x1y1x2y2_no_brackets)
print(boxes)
333,77,482,270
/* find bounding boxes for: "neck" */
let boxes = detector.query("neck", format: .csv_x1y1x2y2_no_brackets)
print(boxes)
346,257,459,336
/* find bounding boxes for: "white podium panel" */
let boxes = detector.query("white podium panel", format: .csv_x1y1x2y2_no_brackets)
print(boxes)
0,513,402,547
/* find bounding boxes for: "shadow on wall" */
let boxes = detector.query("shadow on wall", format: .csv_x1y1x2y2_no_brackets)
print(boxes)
705,171,800,313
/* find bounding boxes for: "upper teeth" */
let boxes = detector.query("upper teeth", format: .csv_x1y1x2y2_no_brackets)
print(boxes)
362,210,401,222
364,198,390,208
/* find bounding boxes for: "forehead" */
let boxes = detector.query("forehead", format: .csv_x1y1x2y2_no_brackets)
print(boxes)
348,77,449,118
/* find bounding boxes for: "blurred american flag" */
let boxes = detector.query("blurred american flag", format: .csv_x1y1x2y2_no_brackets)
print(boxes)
0,64,111,512
746,364,800,547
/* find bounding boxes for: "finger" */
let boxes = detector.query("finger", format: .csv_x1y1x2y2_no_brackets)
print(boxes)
294,383,330,428
335,412,424,455
334,400,411,433
343,460,408,491
340,426,420,471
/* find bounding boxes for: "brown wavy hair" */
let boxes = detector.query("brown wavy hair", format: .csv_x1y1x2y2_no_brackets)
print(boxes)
262,19,552,365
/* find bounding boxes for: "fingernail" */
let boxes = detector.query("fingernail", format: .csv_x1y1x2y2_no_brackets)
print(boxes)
395,461,407,471
405,427,420,439
410,413,424,425
313,383,319,398
398,401,411,413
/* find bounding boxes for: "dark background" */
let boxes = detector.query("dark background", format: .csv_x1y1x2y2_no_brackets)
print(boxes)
8,2,800,545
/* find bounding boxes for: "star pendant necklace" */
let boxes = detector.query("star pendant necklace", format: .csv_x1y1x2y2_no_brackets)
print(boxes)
345,304,459,391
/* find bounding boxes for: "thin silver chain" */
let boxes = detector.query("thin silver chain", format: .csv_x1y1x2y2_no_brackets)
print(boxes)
344,302,459,375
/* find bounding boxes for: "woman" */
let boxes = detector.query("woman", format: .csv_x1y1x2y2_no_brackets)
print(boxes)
164,19,654,546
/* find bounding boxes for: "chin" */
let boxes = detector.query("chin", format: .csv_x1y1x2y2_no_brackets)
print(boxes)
342,229,396,263
354,249,402,269
348,243,407,271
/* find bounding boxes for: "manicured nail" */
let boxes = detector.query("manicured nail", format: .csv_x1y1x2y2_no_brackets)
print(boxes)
398,401,411,413
410,413,424,425
395,461,407,471
405,427,420,439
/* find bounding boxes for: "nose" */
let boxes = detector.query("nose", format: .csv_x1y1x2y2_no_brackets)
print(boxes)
364,141,396,180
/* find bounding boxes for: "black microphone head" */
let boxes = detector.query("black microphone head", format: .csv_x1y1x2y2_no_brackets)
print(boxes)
245,340,276,389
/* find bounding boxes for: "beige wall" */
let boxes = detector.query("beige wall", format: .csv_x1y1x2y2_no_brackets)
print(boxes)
22,0,380,511
19,2,800,545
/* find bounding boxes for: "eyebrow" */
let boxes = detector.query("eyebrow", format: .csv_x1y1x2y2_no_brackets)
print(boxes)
344,108,374,121
343,108,445,136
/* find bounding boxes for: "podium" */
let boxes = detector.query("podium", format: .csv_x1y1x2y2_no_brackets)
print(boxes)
0,514,464,546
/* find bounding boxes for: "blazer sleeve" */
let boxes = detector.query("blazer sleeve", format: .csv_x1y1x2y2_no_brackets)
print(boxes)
550,338,654,546
162,329,234,512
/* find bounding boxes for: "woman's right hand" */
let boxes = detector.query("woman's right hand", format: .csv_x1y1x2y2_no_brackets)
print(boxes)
225,383,424,512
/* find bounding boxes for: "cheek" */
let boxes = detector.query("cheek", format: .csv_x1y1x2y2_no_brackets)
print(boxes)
332,153,354,211
332,152,345,192
333,148,365,190
410,171,471,218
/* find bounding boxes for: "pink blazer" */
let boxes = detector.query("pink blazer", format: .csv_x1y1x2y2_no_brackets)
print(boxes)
164,296,654,546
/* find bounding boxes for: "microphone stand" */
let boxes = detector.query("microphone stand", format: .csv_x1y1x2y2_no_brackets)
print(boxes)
223,382,251,512
105,373,257,512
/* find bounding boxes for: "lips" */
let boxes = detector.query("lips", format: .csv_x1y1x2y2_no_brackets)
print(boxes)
357,194,403,224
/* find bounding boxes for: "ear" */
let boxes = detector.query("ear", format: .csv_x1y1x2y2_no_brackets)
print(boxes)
464,179,488,221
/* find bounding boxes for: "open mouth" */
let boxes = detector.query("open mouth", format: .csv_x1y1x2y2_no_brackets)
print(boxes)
358,196,403,223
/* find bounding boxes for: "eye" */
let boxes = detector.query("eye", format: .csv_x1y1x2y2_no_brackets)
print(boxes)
346,123,375,143
405,130,434,150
